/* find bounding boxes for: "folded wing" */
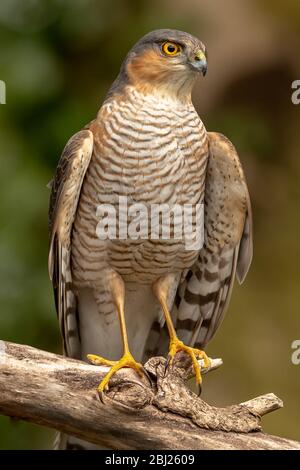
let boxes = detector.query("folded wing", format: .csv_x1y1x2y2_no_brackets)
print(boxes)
175,132,253,349
48,129,93,357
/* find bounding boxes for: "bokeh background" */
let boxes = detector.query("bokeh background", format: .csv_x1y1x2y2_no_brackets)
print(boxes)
0,0,299,449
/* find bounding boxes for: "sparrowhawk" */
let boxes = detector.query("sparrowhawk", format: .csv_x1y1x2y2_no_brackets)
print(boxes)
49,29,252,449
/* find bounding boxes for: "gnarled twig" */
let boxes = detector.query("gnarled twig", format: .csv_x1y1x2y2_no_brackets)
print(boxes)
0,340,298,450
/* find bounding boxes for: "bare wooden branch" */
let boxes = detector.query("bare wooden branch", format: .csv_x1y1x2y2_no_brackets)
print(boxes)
0,340,299,450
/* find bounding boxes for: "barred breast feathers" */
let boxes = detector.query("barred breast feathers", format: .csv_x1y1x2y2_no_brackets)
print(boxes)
71,86,209,286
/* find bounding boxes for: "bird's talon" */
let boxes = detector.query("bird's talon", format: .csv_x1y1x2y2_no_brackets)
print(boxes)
164,354,173,376
142,367,152,384
98,389,106,404
167,337,208,386
88,351,143,395
203,354,211,369
87,354,116,367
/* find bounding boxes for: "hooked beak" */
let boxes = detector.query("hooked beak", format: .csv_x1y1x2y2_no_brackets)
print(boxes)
190,50,207,76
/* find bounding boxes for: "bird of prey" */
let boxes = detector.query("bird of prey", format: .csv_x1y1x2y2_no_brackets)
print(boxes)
49,29,252,448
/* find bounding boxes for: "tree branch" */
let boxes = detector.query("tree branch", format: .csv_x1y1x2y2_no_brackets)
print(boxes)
0,340,299,450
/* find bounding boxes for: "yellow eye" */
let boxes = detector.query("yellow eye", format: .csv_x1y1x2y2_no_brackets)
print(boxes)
162,42,181,56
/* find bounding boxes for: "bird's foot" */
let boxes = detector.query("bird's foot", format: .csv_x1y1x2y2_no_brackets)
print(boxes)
87,351,144,393
167,337,211,388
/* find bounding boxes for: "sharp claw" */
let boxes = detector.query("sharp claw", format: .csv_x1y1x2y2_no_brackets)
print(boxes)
164,355,173,376
197,382,202,396
166,338,208,391
142,367,153,386
98,389,106,404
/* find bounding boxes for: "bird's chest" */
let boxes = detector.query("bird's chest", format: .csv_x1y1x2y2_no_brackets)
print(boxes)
91,95,208,206
73,94,208,283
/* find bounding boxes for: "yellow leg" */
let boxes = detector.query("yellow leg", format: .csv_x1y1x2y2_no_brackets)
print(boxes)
153,276,211,386
87,272,143,393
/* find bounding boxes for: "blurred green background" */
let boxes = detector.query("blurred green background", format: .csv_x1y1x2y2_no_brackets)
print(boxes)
0,0,300,449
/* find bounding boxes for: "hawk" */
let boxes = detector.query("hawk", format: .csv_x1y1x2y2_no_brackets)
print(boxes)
49,29,252,448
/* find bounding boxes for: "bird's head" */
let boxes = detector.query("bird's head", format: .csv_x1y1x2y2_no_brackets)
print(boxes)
117,29,207,101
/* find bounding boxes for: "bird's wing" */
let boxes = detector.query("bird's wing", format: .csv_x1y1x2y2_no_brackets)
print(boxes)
48,129,93,357
174,132,253,349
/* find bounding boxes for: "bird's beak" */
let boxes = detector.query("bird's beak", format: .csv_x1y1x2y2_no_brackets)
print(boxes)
191,50,208,76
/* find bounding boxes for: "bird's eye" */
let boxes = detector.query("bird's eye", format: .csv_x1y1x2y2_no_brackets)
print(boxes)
162,42,181,56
